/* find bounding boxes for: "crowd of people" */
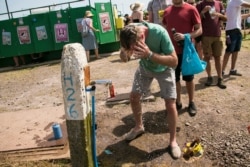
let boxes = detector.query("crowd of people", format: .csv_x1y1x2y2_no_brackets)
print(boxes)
119,0,250,160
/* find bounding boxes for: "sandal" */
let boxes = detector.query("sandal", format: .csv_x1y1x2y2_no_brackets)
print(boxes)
169,145,181,159
125,127,144,141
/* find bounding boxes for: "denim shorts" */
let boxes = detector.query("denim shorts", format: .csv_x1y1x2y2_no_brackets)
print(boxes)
132,65,176,99
225,29,242,53
175,54,194,82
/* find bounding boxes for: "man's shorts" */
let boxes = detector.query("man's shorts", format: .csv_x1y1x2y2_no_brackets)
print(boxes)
225,29,242,53
175,54,194,82
132,65,176,99
202,36,223,57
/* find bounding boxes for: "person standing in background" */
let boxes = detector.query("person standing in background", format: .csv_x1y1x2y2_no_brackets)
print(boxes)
162,0,202,116
124,14,131,25
13,56,25,67
187,0,203,59
196,0,227,89
222,0,250,76
130,2,144,23
147,0,172,25
81,10,99,62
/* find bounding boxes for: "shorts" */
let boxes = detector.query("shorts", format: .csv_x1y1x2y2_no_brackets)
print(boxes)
175,54,194,82
225,29,242,53
132,65,176,99
202,36,223,57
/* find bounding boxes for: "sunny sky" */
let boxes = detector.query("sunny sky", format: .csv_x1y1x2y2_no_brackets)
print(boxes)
0,0,150,21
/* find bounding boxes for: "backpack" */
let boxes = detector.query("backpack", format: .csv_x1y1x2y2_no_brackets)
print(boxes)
81,19,89,37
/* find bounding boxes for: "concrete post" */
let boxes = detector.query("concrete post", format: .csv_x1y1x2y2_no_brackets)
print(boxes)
61,43,93,167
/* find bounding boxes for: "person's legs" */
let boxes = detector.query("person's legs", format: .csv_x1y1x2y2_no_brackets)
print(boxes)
175,54,182,109
202,36,213,86
230,51,239,71
214,56,222,79
130,92,143,131
166,98,181,159
204,55,213,86
184,76,197,117
125,66,152,140
176,81,181,105
94,48,99,59
85,50,90,62
165,98,178,147
222,52,231,73
186,80,194,104
13,57,19,67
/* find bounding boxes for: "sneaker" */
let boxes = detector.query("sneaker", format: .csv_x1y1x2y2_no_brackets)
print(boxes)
187,102,197,117
170,145,181,159
217,78,226,89
176,102,182,111
229,70,242,76
205,76,213,86
222,71,225,77
125,127,145,141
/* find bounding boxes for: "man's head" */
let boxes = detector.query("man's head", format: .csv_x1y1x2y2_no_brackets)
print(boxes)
120,24,142,51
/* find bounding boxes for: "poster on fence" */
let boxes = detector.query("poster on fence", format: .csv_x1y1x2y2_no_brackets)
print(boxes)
76,18,83,33
99,12,112,33
17,26,31,44
2,32,11,45
36,26,48,40
54,23,69,43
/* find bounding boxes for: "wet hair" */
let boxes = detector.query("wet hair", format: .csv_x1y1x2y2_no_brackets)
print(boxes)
120,25,139,50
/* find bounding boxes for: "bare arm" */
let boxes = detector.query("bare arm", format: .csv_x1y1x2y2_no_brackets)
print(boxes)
190,23,202,38
133,41,178,67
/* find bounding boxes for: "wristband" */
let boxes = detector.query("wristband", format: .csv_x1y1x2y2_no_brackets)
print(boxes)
148,51,154,60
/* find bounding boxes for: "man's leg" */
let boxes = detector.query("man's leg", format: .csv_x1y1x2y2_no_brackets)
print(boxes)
222,52,231,74
214,56,226,89
125,92,145,141
85,50,90,62
176,81,181,105
186,81,194,103
231,51,239,71
186,80,197,116
130,92,143,131
13,57,19,67
204,54,213,86
165,99,178,147
165,98,181,159
94,48,99,59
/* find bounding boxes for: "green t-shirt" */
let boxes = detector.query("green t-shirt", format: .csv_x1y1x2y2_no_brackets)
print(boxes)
139,22,174,73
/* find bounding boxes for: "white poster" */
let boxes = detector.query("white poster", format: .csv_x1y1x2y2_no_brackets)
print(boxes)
36,26,48,40
2,32,11,45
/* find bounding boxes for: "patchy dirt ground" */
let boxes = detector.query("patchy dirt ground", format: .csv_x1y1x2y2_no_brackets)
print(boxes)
0,36,250,166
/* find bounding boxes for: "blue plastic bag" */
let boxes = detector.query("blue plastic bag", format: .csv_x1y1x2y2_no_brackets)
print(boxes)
181,34,207,76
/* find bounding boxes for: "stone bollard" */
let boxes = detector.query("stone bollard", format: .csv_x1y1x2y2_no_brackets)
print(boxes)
61,43,94,167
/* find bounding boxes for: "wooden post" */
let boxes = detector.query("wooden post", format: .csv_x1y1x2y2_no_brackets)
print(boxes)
61,43,93,167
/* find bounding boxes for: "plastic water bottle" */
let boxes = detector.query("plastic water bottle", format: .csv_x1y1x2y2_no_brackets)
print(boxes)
209,6,216,19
